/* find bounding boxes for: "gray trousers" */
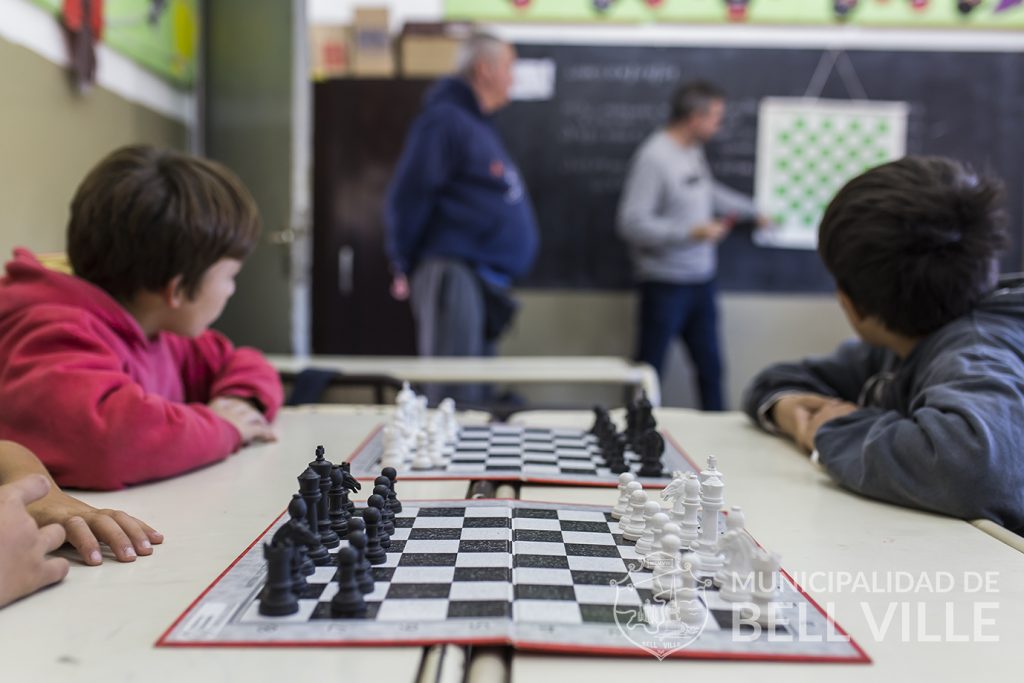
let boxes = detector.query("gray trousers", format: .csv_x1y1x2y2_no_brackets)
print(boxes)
409,257,494,406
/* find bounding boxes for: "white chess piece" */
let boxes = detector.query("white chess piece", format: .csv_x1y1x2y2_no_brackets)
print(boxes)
438,398,459,441
747,549,782,627
691,474,725,571
611,473,638,520
428,416,447,467
380,423,407,468
634,503,664,557
669,551,708,632
620,489,648,541
638,512,670,568
672,473,702,549
652,533,683,601
411,429,433,469
713,506,747,589
700,454,724,485
415,395,429,430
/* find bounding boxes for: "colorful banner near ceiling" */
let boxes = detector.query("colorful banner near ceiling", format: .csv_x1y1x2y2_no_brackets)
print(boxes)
444,0,1024,28
32,0,197,87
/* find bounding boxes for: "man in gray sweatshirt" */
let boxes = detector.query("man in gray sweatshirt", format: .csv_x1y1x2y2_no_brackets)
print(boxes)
617,81,759,410
744,157,1024,533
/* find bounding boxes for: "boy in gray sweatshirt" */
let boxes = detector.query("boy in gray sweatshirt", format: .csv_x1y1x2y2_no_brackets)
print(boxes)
744,156,1024,533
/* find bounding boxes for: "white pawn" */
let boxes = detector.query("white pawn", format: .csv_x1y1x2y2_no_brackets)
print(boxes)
652,533,683,601
634,503,664,556
411,429,433,469
611,473,638,520
638,512,670,568
669,552,708,632
428,416,447,467
438,398,459,441
713,506,747,588
415,395,429,430
620,490,648,541
748,549,782,627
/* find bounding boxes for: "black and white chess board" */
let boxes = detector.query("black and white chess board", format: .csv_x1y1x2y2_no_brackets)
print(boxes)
159,500,868,662
346,424,698,487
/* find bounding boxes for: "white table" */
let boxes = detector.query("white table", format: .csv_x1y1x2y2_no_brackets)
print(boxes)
266,354,662,407
2,407,1019,683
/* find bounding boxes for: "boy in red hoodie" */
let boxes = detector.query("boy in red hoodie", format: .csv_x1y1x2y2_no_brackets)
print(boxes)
0,145,284,491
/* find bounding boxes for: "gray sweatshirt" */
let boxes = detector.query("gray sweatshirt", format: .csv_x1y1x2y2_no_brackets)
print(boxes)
743,278,1024,534
617,130,756,284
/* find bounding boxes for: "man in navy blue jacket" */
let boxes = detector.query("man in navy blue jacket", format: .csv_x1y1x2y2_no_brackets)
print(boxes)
385,32,539,404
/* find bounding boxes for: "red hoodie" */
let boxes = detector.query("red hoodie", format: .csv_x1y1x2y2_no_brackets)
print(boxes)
0,249,284,490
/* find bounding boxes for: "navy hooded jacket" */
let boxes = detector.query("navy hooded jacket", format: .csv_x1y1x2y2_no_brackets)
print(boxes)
385,77,539,286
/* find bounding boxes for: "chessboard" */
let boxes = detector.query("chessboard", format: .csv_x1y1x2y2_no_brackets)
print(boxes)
346,424,697,487
158,500,869,663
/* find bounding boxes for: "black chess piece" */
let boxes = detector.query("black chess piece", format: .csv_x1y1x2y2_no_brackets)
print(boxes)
589,405,610,434
373,482,396,536
328,466,352,537
362,507,387,565
346,528,375,594
271,494,319,592
298,467,331,565
330,547,368,618
341,462,359,514
366,493,391,549
309,446,340,549
259,542,299,616
380,466,402,513
636,428,665,477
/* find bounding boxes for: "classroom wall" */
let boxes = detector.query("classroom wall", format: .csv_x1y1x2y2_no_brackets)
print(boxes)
0,4,189,260
500,291,851,410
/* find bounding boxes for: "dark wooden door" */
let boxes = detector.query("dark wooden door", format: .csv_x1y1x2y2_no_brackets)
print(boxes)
312,79,432,355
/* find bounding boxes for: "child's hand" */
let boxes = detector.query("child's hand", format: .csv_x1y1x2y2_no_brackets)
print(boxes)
771,393,836,444
797,400,860,453
0,475,69,608
26,488,163,566
209,396,277,445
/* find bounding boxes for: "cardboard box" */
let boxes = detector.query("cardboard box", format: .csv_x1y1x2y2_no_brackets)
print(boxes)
309,24,350,80
399,23,473,77
351,7,394,77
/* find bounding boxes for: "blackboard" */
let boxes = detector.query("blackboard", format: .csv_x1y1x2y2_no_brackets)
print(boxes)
495,44,1024,292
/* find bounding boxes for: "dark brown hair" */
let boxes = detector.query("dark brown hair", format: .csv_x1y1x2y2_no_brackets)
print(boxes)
669,80,726,123
67,145,260,301
818,156,1007,337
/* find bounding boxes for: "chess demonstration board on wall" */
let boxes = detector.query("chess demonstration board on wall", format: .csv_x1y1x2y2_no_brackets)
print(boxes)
346,424,698,487
159,500,869,663
754,97,908,250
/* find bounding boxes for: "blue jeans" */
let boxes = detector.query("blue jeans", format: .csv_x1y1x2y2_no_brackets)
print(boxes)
636,280,725,411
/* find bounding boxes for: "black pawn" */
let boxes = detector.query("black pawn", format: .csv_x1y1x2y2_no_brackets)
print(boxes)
366,494,391,549
637,429,665,477
330,547,368,618
381,466,402,513
373,482,396,536
259,542,299,616
328,466,352,537
362,507,387,565
298,468,331,565
346,528,375,594
309,446,340,549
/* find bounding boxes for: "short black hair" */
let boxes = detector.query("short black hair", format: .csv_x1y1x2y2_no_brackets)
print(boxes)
669,80,726,123
68,145,261,302
818,156,1007,337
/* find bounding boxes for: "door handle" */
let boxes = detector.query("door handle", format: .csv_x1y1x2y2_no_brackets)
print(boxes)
338,246,354,295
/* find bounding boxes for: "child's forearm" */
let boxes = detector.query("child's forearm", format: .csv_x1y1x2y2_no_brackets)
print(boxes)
0,441,56,487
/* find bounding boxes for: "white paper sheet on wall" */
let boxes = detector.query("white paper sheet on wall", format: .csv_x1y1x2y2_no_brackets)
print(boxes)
754,97,908,250
511,58,556,101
